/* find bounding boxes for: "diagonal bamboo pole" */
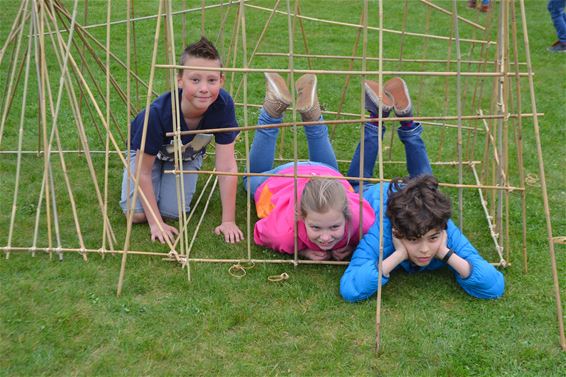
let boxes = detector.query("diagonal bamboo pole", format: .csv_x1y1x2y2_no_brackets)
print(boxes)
6,6,33,259
118,0,170,297
518,0,565,351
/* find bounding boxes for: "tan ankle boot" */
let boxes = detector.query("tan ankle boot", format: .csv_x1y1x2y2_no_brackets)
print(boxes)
295,74,321,122
263,72,291,118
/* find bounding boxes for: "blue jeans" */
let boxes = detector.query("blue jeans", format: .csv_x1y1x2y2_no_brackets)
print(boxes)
346,122,432,192
243,108,338,194
120,151,202,218
548,0,566,42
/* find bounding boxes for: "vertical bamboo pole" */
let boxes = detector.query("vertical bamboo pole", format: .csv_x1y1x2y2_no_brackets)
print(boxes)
509,0,528,272
375,0,385,353
102,0,112,254
237,0,251,262
451,0,463,229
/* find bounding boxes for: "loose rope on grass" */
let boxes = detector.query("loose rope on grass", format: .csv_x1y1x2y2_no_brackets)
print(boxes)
267,272,289,282
228,261,256,279
525,173,540,187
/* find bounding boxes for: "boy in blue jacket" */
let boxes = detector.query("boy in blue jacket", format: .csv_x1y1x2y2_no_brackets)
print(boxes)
340,78,504,302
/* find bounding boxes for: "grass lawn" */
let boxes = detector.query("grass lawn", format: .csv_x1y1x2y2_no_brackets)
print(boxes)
1,1,565,375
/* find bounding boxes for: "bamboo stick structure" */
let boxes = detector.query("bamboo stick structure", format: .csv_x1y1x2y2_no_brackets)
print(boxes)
0,0,563,351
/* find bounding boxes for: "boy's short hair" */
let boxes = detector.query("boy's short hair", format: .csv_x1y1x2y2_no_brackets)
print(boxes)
178,36,222,76
386,175,452,240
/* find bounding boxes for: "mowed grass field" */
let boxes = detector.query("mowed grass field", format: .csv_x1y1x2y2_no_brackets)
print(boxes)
0,1,565,376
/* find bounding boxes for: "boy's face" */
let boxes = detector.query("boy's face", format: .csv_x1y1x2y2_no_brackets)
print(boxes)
303,208,346,251
399,228,443,266
177,56,224,116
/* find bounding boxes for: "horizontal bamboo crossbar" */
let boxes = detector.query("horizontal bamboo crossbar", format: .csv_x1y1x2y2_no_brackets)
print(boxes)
162,169,525,192
155,64,530,77
2,247,508,267
166,113,544,137
254,52,527,66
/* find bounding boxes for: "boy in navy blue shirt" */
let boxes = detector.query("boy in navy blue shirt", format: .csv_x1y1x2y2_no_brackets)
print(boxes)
120,37,243,244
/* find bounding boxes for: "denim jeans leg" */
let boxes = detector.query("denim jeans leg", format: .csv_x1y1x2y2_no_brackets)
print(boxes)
158,155,203,218
120,151,162,213
397,122,432,178
347,122,385,190
243,108,282,193
303,115,338,170
548,0,566,42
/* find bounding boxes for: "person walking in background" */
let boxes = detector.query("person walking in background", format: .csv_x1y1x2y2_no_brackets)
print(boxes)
468,0,490,13
547,0,566,52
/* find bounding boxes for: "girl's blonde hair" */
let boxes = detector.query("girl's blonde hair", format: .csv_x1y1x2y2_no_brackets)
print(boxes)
300,178,351,222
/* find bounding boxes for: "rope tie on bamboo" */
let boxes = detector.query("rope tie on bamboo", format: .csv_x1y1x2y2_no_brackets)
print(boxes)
267,272,289,282
228,262,255,279
525,173,540,187
166,250,188,268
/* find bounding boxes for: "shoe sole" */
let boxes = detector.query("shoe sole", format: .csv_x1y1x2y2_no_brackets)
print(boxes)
295,74,317,112
265,72,292,104
384,77,412,116
364,80,394,111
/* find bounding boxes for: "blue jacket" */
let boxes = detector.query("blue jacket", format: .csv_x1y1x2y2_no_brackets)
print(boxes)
340,183,505,302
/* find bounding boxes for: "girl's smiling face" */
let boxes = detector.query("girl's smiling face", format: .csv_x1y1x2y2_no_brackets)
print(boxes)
303,208,346,250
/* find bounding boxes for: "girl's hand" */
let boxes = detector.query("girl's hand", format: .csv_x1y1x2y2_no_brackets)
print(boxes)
331,245,354,261
298,249,332,261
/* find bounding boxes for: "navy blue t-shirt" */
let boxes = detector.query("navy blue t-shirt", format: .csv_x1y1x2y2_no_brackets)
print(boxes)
129,88,239,160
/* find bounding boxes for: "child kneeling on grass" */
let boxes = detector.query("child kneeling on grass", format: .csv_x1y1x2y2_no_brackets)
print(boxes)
120,37,243,244
340,78,505,301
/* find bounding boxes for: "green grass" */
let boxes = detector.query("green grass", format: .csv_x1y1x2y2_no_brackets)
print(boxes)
1,1,565,376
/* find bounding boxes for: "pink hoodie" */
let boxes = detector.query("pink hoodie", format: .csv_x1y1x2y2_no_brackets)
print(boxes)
254,165,375,254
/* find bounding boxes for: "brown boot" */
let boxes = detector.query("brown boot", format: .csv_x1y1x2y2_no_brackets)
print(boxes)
364,80,394,117
384,77,412,118
263,72,291,118
295,74,321,122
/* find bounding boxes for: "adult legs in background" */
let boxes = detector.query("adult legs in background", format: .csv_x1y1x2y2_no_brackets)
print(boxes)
547,0,566,52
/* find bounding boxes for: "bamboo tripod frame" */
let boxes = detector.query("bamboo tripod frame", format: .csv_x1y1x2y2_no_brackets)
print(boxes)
0,0,563,351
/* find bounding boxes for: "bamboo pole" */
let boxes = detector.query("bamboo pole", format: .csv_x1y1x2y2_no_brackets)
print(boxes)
452,0,464,229
44,2,117,248
237,0,252,262
118,0,168,297
254,52,527,67
155,64,530,77
245,3,494,45
374,0,385,354
509,0,528,272
518,0,565,351
0,0,29,146
1,246,510,269
6,7,33,259
167,112,543,137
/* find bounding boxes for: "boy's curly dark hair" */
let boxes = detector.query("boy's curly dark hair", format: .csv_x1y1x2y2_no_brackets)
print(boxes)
178,36,222,76
386,175,452,240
